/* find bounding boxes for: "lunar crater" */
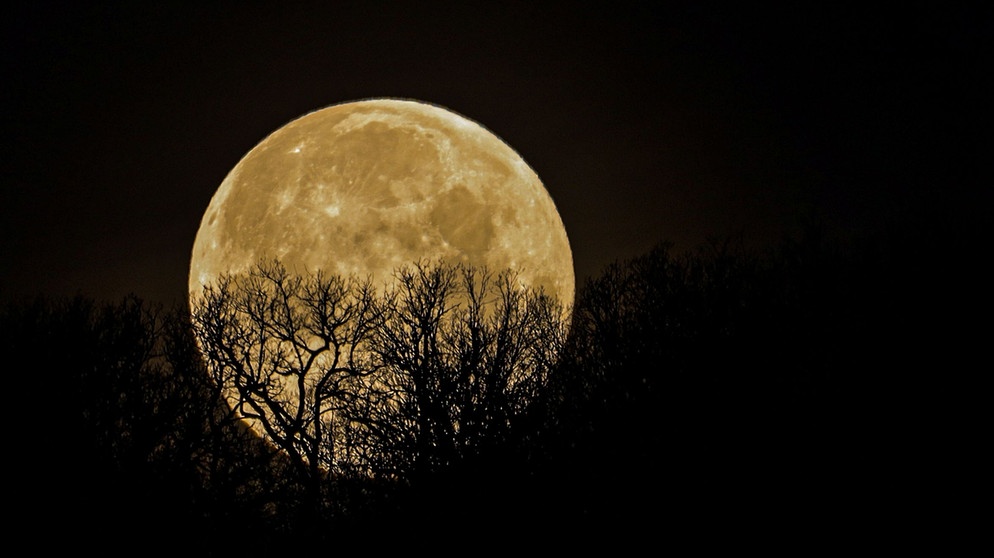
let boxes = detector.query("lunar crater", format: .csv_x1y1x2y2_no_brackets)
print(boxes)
191,98,574,312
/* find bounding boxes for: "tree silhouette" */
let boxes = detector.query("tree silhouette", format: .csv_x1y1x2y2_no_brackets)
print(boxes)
2,293,316,553
10,198,974,550
188,259,569,505
190,259,384,527
361,262,569,481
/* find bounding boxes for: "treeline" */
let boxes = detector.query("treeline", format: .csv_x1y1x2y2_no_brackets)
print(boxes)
3,203,978,552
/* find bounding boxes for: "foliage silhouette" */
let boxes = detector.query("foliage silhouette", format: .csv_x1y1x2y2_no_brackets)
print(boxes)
4,201,976,550
189,260,567,480
4,294,310,554
186,259,569,540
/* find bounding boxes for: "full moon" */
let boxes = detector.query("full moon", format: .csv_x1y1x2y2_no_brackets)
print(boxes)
189,97,574,310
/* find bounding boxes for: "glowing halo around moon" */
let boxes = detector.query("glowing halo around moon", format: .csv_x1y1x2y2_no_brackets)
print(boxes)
189,97,574,317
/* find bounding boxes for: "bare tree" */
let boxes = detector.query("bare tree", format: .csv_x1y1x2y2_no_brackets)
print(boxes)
189,258,570,488
349,261,569,480
190,259,381,497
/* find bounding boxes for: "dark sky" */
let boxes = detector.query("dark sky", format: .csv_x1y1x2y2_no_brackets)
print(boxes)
2,2,987,307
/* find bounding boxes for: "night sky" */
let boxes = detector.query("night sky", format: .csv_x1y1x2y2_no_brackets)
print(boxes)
3,2,987,308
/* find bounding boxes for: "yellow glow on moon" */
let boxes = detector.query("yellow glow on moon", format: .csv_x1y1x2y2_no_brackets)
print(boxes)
190,97,574,315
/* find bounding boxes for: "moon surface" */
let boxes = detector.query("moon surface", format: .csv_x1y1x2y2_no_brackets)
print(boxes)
190,98,574,309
